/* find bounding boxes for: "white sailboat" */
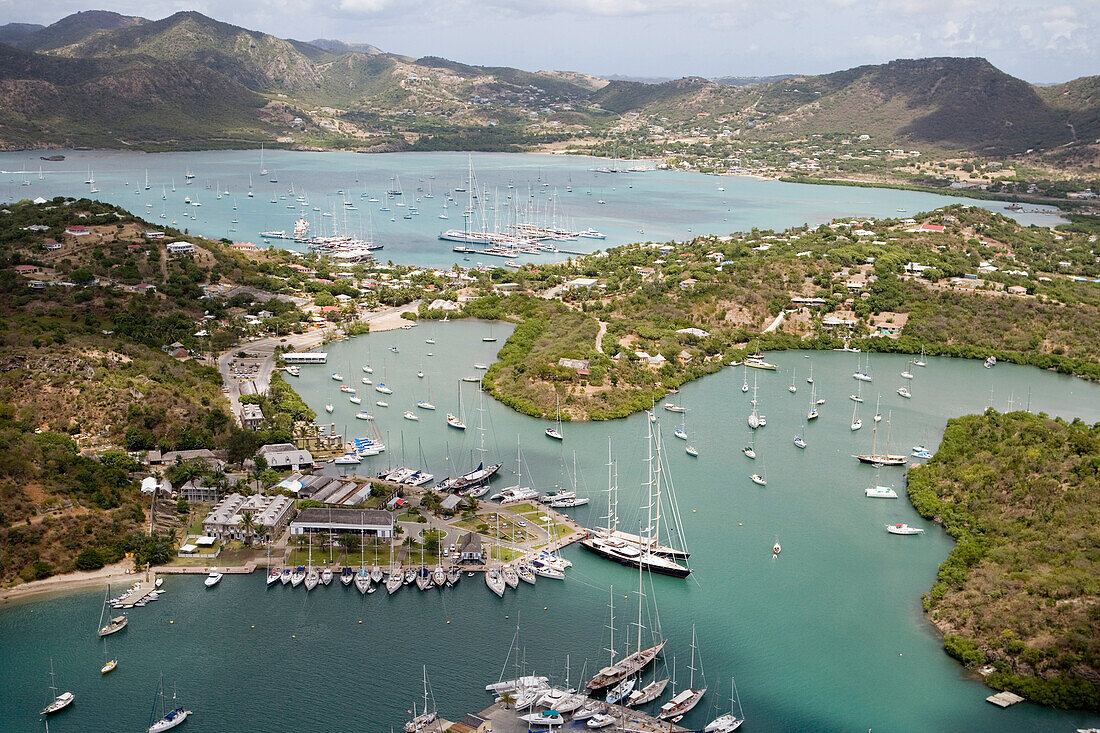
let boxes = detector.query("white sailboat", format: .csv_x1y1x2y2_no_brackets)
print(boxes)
147,678,191,733
914,345,927,367
705,676,746,732
851,400,863,431
658,625,707,719
546,393,564,441
750,462,767,486
788,367,797,393
806,382,819,421
40,659,74,715
747,376,761,429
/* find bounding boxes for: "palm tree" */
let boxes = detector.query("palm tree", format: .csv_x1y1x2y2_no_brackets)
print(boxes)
498,691,516,709
239,509,259,546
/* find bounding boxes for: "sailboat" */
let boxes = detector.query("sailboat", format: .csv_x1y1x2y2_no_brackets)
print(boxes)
873,394,882,423
546,393,564,441
806,362,814,384
355,530,371,594
259,143,268,176
914,345,927,368
853,353,873,382
851,400,863,431
404,666,438,732
788,367,797,393
901,361,914,380
97,584,128,636
624,556,670,707
850,381,864,403
40,659,74,715
100,635,117,674
581,428,692,578
855,411,906,465
592,586,636,703
658,625,707,719
793,421,807,449
750,460,767,486
147,677,191,732
806,382,819,421
741,365,748,393
483,323,497,342
705,676,746,732
747,376,761,429
674,409,688,441
417,374,437,411
897,372,913,399
304,532,319,590
446,379,467,429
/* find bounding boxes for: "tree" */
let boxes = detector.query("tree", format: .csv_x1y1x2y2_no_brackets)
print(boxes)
225,429,261,465
338,533,360,553
75,548,105,571
239,509,259,546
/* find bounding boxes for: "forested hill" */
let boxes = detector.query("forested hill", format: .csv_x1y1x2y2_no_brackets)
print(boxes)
907,410,1100,710
0,9,1096,156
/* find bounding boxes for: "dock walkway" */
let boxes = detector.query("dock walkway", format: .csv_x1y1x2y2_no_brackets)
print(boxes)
477,701,688,733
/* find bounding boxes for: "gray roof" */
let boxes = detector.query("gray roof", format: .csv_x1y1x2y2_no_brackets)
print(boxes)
292,507,394,527
459,532,482,554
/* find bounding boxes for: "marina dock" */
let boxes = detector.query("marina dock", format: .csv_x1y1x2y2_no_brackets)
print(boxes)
472,701,689,733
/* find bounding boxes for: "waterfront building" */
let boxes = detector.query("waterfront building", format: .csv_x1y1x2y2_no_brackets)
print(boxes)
255,443,313,470
289,507,395,540
202,493,295,545
457,532,483,564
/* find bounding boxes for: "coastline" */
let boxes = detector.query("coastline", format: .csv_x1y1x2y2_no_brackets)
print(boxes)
0,561,138,607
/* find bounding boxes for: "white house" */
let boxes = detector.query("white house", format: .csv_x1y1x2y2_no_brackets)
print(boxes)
167,241,195,255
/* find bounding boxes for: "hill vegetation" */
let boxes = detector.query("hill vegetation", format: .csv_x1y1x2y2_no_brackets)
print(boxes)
454,205,1100,420
907,410,1100,710
0,197,311,585
0,10,1097,162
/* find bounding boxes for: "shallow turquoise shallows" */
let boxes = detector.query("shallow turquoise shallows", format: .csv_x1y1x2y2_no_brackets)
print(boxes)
3,321,1099,732
0,150,1064,268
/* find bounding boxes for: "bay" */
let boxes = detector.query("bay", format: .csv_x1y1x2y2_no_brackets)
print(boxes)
0,150,1064,268
3,321,1099,732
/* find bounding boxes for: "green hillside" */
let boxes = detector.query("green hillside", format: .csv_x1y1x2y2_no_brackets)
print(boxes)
12,10,145,53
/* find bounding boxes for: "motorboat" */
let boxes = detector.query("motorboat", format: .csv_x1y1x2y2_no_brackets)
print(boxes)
886,523,924,535
866,486,899,499
334,453,361,464
912,445,932,459
520,710,563,728
586,713,615,728
203,570,222,588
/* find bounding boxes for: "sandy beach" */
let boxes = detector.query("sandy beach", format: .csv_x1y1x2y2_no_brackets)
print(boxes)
0,561,139,606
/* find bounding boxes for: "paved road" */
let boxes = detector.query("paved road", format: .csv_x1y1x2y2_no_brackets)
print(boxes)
217,303,423,424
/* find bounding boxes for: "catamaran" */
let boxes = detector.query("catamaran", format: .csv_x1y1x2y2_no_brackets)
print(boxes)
853,354,873,382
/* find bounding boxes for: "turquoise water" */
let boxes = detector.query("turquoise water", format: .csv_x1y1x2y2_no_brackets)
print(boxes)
0,150,1065,268
3,321,1099,732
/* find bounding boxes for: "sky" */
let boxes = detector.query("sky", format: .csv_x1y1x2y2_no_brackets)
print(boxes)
3,0,1097,83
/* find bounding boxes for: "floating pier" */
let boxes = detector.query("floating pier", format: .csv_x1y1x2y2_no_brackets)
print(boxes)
473,700,689,733
986,690,1025,708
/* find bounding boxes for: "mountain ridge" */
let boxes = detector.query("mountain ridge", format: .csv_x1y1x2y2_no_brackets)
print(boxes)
0,10,1096,158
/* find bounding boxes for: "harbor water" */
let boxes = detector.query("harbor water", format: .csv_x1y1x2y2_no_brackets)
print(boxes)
3,321,1099,732
0,150,1065,268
